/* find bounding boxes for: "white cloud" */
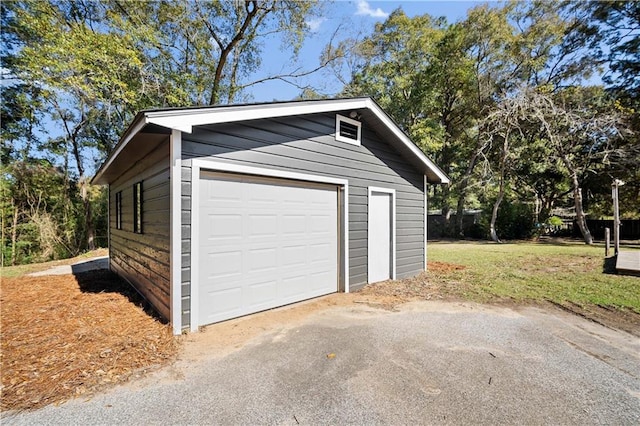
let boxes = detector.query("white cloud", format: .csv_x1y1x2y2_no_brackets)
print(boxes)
355,0,389,19
305,17,327,32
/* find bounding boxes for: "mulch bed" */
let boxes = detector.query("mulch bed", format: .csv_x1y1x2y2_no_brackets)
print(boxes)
1,270,178,412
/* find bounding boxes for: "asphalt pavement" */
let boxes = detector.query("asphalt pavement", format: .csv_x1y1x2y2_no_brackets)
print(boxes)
3,300,639,425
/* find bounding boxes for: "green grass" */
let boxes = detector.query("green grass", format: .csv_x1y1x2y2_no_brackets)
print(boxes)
427,241,640,313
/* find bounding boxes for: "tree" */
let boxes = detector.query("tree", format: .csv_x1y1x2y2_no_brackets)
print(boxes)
113,0,323,105
568,1,640,104
2,0,326,260
492,86,633,244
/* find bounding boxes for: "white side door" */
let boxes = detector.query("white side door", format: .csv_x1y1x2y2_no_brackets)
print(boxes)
368,187,395,283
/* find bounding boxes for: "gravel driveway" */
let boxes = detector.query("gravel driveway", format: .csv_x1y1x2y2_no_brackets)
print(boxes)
3,300,639,425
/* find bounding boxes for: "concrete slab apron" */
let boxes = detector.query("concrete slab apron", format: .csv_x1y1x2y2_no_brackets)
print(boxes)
4,302,640,425
28,256,109,276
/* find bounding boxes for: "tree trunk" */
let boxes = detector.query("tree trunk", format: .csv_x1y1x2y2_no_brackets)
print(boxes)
455,135,485,237
562,156,593,244
208,1,258,105
84,199,95,251
490,134,510,243
81,181,95,251
490,183,505,243
571,179,593,245
11,203,18,266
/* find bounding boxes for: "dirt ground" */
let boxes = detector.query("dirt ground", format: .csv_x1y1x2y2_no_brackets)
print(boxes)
361,261,640,338
2,260,638,413
0,270,177,412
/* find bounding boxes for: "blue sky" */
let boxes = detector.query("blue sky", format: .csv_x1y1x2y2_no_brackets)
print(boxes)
249,0,491,102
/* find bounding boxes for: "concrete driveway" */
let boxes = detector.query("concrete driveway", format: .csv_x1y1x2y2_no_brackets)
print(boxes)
3,299,639,425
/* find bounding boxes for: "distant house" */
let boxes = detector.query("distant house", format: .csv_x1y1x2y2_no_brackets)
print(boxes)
92,98,450,334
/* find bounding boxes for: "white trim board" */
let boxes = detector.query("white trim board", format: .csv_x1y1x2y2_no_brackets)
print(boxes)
189,159,350,332
424,174,428,271
170,129,182,335
367,186,396,283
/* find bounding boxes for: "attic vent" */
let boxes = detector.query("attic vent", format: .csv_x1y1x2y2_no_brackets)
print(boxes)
336,114,361,145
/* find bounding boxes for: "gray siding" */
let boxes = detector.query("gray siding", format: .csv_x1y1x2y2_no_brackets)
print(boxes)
109,139,171,320
181,112,425,324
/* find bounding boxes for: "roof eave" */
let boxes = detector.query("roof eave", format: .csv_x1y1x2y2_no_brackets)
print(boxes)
92,97,450,185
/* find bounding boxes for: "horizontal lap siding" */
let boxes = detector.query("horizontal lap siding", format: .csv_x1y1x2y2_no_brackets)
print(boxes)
109,140,171,320
182,112,424,305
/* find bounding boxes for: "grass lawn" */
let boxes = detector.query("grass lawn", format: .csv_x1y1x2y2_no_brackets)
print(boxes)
426,240,640,313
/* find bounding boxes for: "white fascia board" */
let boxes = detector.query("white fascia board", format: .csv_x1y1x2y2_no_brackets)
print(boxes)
145,98,370,134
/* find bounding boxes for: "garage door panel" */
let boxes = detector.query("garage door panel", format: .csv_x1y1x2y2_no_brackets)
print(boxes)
282,215,306,236
248,214,278,236
206,214,243,241
204,250,242,279
310,243,331,262
202,179,243,205
281,245,307,267
247,280,277,308
279,274,308,298
198,172,338,326
247,247,277,273
202,287,242,321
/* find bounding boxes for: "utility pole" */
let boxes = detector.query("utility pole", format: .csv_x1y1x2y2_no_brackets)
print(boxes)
612,179,624,256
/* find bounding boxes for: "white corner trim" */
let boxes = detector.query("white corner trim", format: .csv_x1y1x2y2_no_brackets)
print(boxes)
424,175,428,272
343,184,350,293
189,159,350,329
335,114,362,145
170,129,182,335
189,163,201,332
367,186,396,282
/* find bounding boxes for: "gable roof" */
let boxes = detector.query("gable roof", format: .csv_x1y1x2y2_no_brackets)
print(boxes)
92,97,450,185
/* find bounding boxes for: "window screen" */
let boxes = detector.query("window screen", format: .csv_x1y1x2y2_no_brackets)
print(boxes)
115,191,122,230
133,181,143,234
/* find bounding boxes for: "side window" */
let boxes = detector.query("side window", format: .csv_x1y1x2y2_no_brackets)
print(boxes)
115,191,122,230
335,114,362,145
133,181,143,234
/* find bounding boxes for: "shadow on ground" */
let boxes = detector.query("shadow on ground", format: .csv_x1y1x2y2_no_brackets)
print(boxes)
74,269,167,323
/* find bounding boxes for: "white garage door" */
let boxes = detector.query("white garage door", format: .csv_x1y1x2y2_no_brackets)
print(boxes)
198,171,338,326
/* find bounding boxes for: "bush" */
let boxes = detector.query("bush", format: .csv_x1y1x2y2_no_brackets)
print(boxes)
499,201,536,239
481,200,536,240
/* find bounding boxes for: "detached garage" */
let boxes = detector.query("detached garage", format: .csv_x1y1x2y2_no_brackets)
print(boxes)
92,97,449,334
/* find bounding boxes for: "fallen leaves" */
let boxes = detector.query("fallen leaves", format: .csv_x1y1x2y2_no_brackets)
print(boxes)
0,270,178,412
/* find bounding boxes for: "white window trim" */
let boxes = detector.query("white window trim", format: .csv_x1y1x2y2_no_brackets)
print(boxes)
335,114,362,145
367,186,396,283
190,159,350,332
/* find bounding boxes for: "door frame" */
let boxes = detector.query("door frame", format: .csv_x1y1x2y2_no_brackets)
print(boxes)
190,158,349,331
367,186,396,283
